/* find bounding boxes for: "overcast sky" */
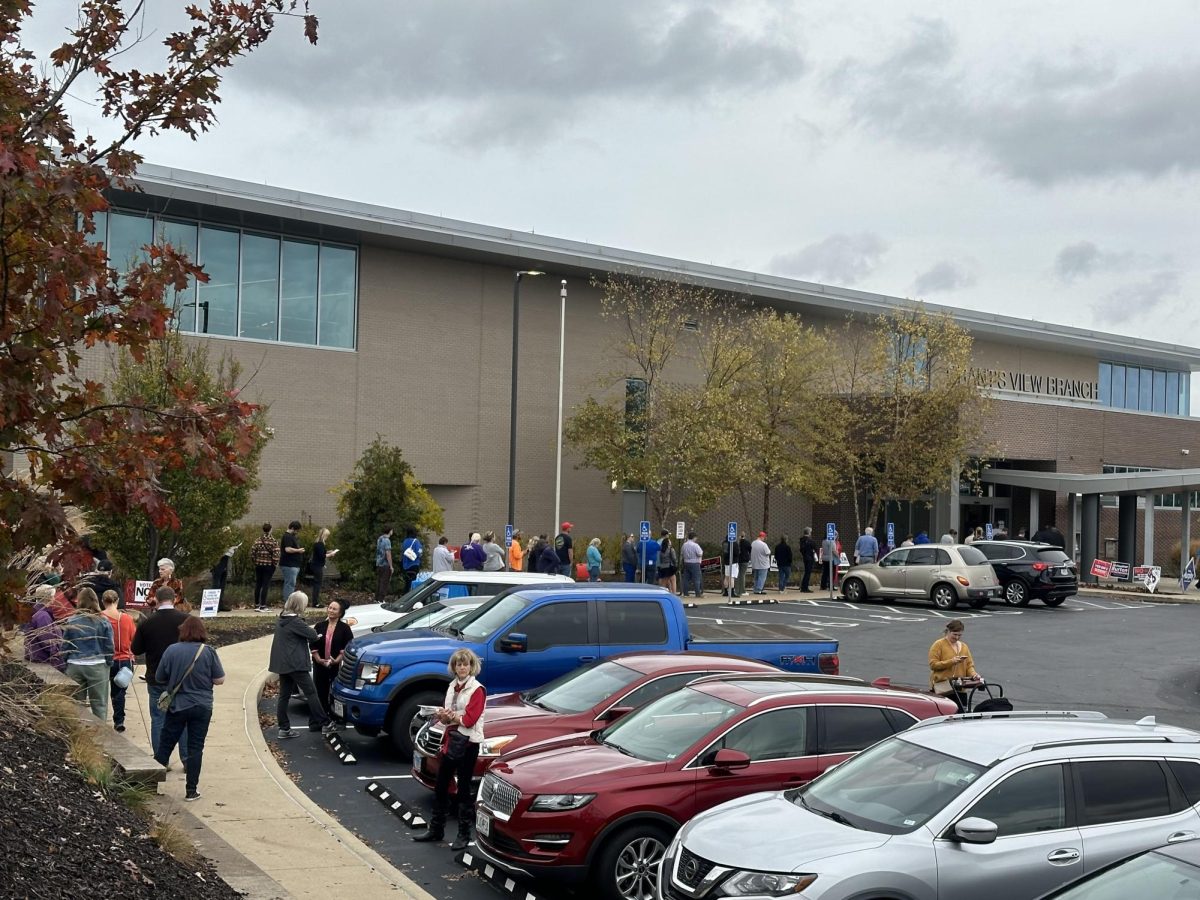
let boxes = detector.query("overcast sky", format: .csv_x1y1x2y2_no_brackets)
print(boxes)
34,2,1200,366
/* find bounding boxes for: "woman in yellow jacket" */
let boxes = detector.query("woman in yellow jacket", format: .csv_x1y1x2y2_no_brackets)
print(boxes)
929,619,982,711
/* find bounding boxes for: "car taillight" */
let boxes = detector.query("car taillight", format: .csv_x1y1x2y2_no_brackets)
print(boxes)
1031,562,1048,571
956,576,970,586
819,652,839,675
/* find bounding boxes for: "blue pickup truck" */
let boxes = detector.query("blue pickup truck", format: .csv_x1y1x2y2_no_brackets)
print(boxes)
331,583,839,757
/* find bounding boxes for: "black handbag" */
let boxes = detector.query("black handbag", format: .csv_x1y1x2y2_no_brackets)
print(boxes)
444,729,471,761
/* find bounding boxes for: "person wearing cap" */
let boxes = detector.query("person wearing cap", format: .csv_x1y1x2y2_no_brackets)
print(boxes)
750,531,772,595
148,558,184,609
83,558,123,607
554,523,575,577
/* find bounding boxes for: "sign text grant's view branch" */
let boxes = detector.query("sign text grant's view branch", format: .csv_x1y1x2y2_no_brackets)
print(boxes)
972,368,1100,400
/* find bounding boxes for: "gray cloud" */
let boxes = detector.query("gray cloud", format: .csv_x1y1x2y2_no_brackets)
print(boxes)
911,260,977,295
1092,271,1181,325
829,19,1200,184
767,232,887,285
1054,241,1169,283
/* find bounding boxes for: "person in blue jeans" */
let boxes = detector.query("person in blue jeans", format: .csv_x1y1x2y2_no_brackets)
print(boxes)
586,538,603,581
621,535,638,582
132,586,191,763
279,519,304,601
155,616,225,802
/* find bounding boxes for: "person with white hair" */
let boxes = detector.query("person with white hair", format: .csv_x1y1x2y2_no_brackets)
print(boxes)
854,526,880,565
269,591,334,738
148,557,183,608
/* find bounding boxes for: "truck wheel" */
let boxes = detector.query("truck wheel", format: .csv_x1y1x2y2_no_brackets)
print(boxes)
389,690,442,759
931,583,959,610
594,823,672,900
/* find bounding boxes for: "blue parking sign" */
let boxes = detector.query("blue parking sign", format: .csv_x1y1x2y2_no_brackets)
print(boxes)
985,523,994,540
727,522,738,543
504,524,513,548
826,522,836,542
640,520,651,542
886,522,895,546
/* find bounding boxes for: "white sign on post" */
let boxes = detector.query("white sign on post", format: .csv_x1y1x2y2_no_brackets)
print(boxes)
676,521,685,540
200,589,221,618
130,579,154,609
1133,565,1162,593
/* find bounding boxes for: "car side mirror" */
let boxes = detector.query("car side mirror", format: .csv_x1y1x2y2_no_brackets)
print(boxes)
598,706,633,724
499,632,528,653
954,817,999,844
709,748,751,771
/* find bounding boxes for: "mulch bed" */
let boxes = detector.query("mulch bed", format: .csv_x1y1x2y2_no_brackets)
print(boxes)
0,663,241,899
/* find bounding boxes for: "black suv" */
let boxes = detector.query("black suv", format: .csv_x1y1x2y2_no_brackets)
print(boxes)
971,540,1078,607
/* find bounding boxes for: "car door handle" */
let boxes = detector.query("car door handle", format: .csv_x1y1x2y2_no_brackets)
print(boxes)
578,656,596,662
1168,831,1197,843
1047,849,1080,864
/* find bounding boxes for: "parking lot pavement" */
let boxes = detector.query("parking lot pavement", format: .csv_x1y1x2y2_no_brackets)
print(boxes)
269,596,1200,900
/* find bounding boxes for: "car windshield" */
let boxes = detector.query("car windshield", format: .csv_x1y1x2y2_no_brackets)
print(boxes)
958,546,988,566
381,578,441,613
458,594,530,641
1049,851,1200,899
524,661,641,714
799,737,986,834
377,602,451,633
597,687,741,762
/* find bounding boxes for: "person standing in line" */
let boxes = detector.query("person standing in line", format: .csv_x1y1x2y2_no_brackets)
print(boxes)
736,532,752,597
482,531,505,572
309,528,339,608
554,522,575,577
537,537,560,575
209,544,238,606
797,528,817,593
820,529,838,590
270,591,333,738
148,558,184,607
586,537,603,582
23,585,65,671
657,534,678,592
721,532,739,598
101,590,135,733
412,649,487,851
460,533,486,571
939,528,958,545
620,534,638,582
310,599,353,717
62,587,114,721
680,532,704,597
433,536,456,573
279,520,305,602
641,530,661,584
153,616,225,802
901,534,916,547
82,558,121,606
507,530,525,573
854,526,880,565
914,530,931,544
132,586,191,761
251,524,279,611
375,524,394,603
400,527,424,591
774,534,793,593
749,532,771,595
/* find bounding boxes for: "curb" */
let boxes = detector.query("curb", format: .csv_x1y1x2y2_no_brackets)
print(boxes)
244,669,437,900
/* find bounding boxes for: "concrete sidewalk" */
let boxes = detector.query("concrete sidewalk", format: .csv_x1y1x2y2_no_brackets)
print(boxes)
122,634,433,900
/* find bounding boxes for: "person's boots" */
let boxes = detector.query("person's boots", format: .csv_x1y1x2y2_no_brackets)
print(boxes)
412,801,447,842
450,805,473,851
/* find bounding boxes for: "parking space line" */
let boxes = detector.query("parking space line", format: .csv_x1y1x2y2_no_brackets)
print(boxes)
355,775,413,781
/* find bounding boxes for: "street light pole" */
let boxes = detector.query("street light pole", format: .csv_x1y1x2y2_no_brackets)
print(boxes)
508,270,544,540
554,279,567,534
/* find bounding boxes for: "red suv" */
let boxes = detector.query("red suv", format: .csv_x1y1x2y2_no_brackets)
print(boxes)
412,652,780,795
472,674,957,900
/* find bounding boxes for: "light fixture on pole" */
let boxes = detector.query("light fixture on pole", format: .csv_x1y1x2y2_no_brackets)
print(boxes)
508,270,545,548
554,279,567,534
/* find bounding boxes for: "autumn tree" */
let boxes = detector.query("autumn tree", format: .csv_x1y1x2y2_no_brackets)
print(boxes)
830,304,988,534
0,1,316,618
82,331,271,579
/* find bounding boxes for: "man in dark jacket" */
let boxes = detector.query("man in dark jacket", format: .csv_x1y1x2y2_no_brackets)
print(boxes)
773,536,793,592
736,533,752,597
131,586,191,756
82,559,122,608
270,590,333,738
798,527,818,593
537,540,561,575
1032,523,1067,550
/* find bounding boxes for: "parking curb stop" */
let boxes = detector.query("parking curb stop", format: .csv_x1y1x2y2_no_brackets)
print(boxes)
457,850,546,900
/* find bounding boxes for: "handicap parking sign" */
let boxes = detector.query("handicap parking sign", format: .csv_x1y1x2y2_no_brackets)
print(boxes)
886,522,895,546
640,520,651,542
826,522,836,542
504,524,513,548
727,522,738,543
985,523,994,540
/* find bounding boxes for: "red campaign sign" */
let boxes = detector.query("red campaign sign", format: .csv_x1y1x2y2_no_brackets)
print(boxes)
1090,559,1112,578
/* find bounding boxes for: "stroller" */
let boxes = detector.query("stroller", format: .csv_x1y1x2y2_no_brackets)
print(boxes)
952,679,1013,713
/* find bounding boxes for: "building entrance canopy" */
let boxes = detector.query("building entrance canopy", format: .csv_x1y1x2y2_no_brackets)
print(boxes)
981,468,1200,584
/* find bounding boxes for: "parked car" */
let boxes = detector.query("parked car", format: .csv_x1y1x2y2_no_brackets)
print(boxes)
413,652,782,796
472,673,956,900
840,544,1002,609
1038,838,1200,898
374,596,486,634
333,583,840,757
663,711,1200,900
971,540,1078,607
344,570,572,636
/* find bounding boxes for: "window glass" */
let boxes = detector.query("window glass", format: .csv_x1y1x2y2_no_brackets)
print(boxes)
85,210,108,247
318,245,356,348
710,707,807,762
1077,760,1173,825
280,239,318,345
603,601,667,645
1126,366,1140,409
1140,368,1154,411
622,671,715,710
514,601,589,651
958,546,988,566
974,543,1006,561
197,226,239,336
1036,550,1071,564
107,211,153,275
155,220,198,328
1167,372,1180,416
934,548,952,565
525,661,640,714
457,594,529,641
1098,363,1111,406
240,233,280,341
600,687,741,763
1169,760,1200,807
907,547,937,566
1050,852,1200,900
880,549,909,567
967,764,1066,836
820,706,897,754
1110,365,1126,409
1153,370,1167,414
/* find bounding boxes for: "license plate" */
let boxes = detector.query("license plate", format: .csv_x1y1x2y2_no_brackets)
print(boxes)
332,699,344,718
476,810,491,837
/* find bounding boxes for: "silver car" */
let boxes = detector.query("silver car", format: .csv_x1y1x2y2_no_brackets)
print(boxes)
659,712,1200,900
841,544,1002,610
